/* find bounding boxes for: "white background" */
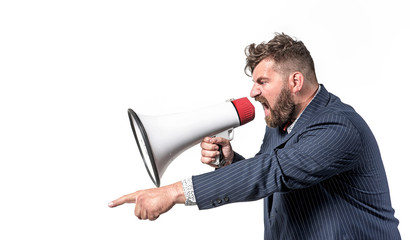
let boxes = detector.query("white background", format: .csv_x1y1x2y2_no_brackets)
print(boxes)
1,0,409,239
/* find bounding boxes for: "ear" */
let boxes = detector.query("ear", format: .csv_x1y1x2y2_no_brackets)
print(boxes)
288,72,304,94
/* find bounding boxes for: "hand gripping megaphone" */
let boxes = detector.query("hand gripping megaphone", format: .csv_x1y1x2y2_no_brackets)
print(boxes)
127,97,255,187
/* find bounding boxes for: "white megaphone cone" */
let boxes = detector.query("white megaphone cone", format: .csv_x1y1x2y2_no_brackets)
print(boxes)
128,97,255,187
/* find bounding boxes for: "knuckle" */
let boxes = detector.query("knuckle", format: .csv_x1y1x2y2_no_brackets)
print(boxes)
202,157,214,164
136,195,145,204
149,213,159,221
201,157,209,164
201,150,211,157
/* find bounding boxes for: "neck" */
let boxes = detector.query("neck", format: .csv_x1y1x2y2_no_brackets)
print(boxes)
292,84,319,120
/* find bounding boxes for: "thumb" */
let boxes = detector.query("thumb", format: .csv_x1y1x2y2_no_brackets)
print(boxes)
108,193,136,208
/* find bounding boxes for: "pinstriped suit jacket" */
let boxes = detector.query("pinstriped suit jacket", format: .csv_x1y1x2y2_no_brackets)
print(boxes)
192,85,400,239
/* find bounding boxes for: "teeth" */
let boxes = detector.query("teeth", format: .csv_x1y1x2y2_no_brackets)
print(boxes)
262,103,268,109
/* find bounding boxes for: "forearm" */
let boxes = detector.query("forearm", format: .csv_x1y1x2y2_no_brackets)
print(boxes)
192,153,285,210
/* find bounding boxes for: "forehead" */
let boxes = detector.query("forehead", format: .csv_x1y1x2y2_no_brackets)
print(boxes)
252,58,279,81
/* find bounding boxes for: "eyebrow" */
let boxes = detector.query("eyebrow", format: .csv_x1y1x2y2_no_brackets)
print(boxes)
253,77,269,83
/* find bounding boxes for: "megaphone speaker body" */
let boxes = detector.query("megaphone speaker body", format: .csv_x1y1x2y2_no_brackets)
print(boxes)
128,97,254,187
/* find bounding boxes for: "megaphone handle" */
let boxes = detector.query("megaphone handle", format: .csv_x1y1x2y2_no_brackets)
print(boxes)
215,145,226,168
212,128,234,168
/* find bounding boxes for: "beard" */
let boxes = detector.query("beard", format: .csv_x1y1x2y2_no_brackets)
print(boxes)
255,87,296,128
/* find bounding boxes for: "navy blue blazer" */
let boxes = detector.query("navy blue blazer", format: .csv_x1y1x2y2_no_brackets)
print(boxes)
192,85,400,239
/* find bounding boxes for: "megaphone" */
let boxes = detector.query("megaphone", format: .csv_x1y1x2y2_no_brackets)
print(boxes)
127,97,255,187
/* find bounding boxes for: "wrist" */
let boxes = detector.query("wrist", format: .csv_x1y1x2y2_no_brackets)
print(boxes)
170,181,186,204
223,151,234,166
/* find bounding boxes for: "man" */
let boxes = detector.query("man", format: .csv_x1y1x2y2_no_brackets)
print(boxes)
109,33,400,239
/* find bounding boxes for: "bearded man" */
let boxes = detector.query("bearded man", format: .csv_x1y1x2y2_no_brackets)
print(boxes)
110,33,400,239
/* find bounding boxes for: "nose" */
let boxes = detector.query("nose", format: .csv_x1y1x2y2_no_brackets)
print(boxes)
250,82,261,98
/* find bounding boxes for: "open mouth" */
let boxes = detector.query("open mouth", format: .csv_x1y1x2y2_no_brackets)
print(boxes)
259,102,270,116
255,96,271,117
261,102,269,110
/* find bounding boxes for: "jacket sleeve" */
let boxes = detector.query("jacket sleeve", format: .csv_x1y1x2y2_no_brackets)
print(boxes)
231,152,245,164
192,113,362,210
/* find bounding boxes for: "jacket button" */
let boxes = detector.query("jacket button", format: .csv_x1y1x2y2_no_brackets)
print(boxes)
216,198,222,204
210,200,216,207
224,196,229,202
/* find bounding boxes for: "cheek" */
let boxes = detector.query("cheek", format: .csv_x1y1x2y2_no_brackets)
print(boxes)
265,93,276,108
268,99,276,109
266,87,283,107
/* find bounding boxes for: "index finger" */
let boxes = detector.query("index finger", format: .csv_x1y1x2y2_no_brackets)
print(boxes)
210,136,230,146
202,137,213,143
108,193,136,208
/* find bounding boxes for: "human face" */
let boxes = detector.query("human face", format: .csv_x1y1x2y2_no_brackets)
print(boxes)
250,58,295,128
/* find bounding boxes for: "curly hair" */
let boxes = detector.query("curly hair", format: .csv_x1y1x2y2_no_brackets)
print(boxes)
244,33,316,81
